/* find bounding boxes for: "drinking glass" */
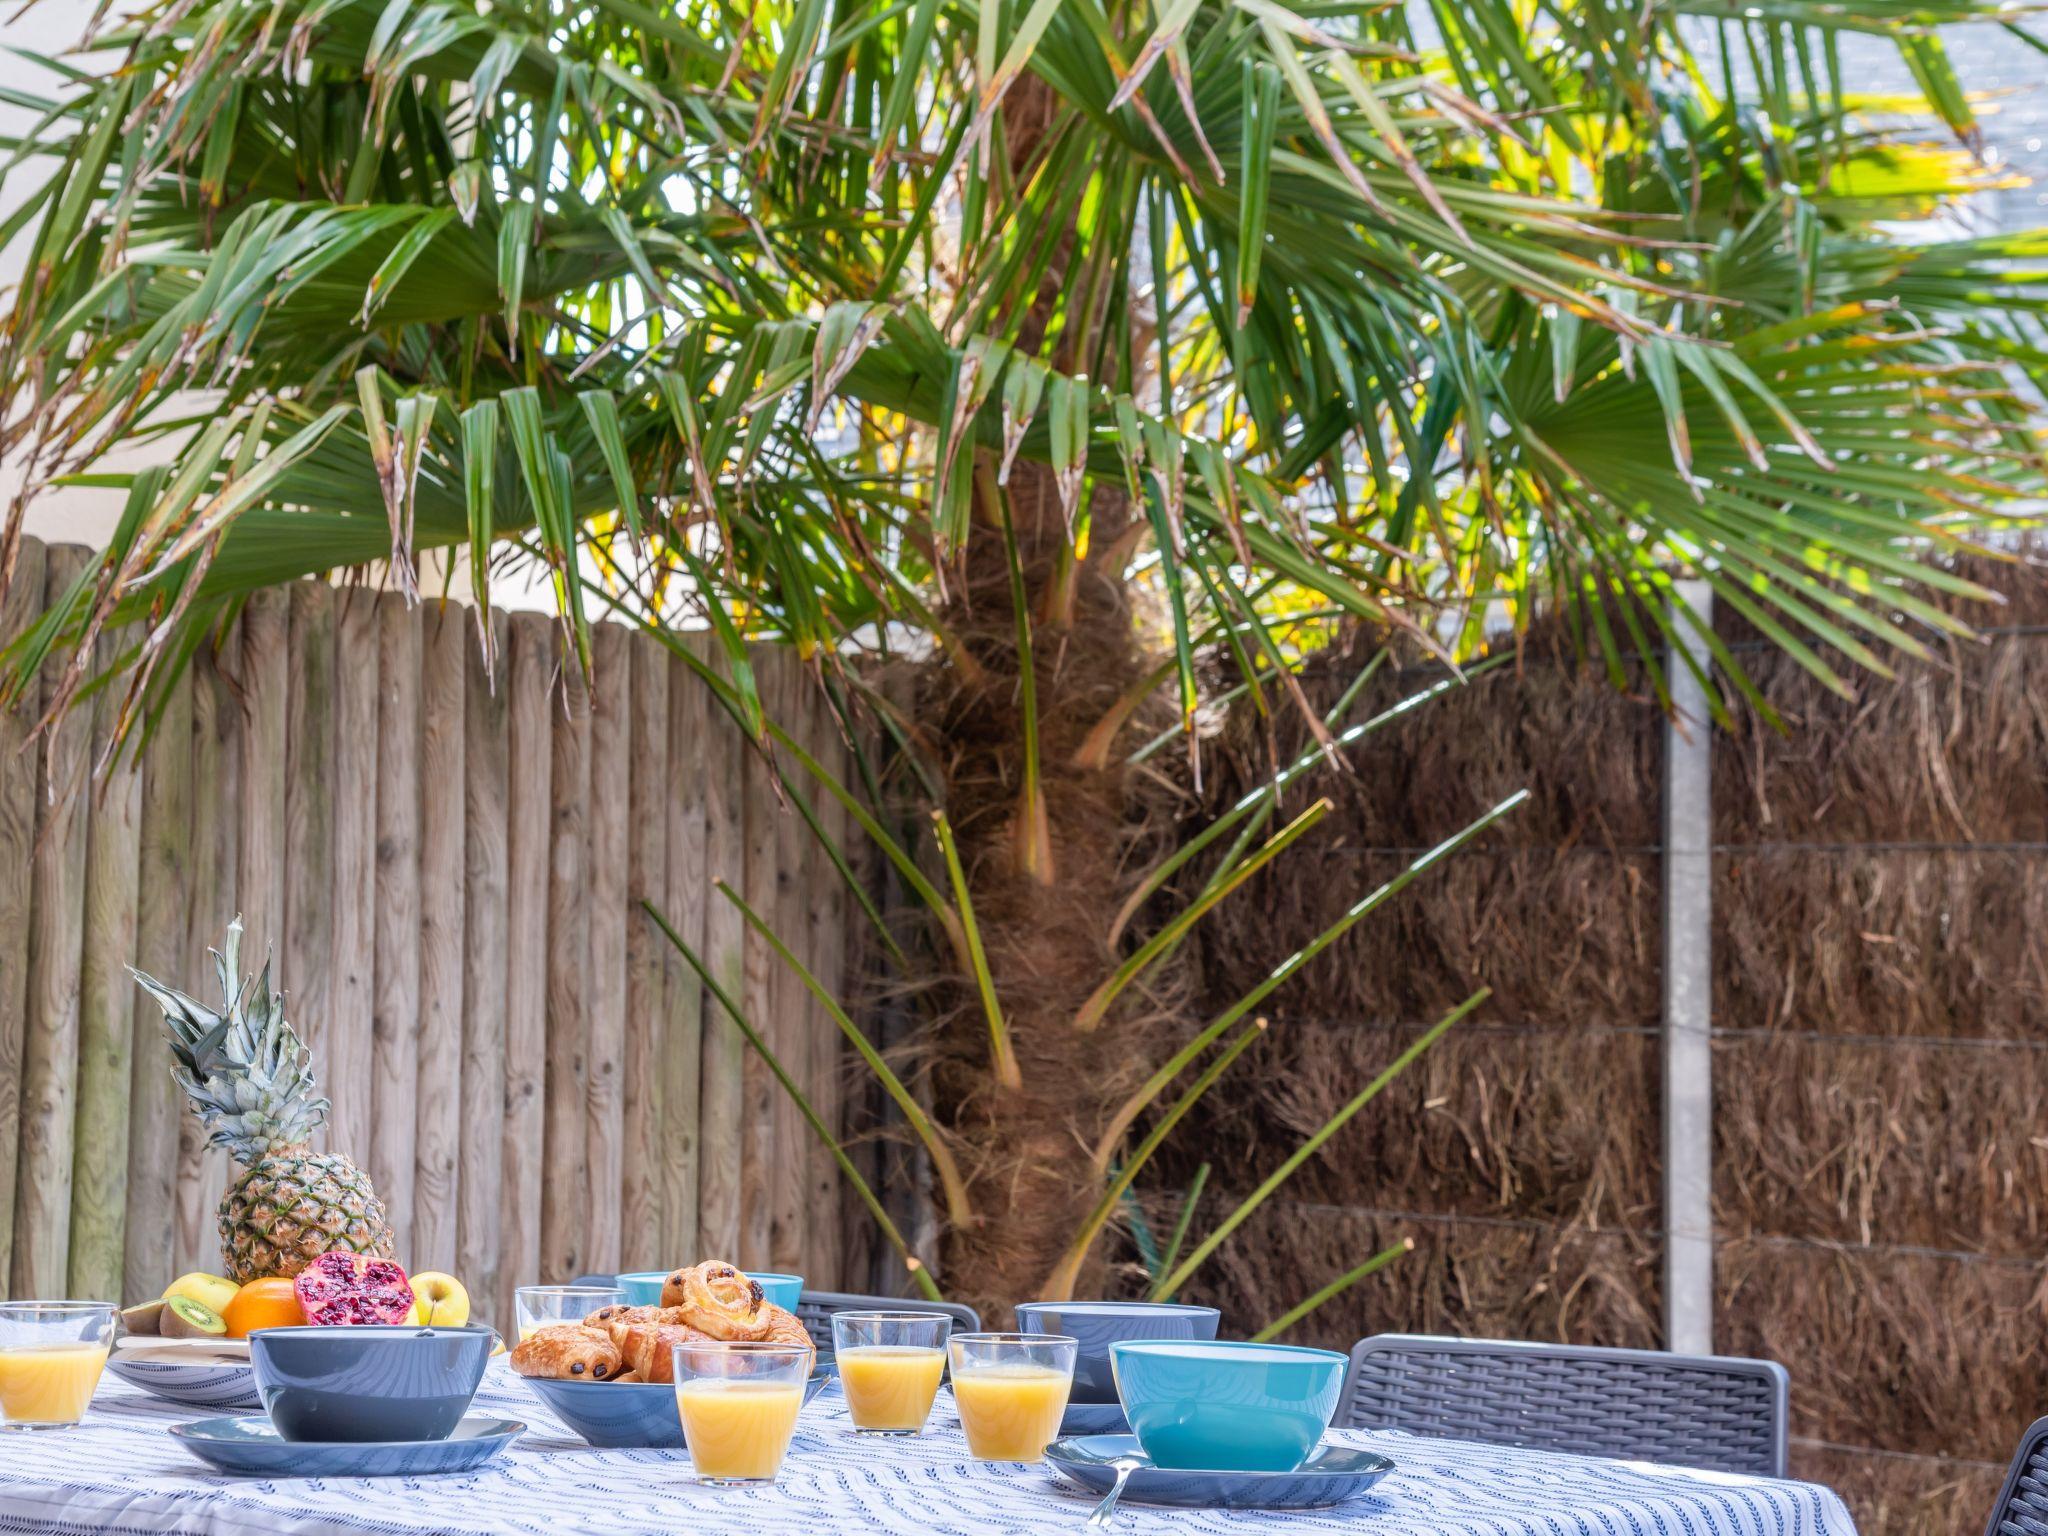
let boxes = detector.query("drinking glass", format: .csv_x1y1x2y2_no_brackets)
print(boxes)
0,1302,117,1431
831,1312,950,1435
514,1285,623,1344
672,1340,813,1485
947,1331,1077,1463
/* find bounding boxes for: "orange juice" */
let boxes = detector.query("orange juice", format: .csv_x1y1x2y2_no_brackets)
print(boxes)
839,1345,945,1433
952,1364,1071,1461
0,1344,108,1425
675,1379,805,1480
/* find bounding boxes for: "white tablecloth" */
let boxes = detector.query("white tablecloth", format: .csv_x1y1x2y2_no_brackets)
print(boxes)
0,1364,1859,1536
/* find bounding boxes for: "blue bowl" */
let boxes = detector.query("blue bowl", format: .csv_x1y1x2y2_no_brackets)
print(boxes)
616,1270,805,1311
526,1372,830,1449
1015,1302,1220,1404
250,1326,493,1444
1110,1339,1347,1473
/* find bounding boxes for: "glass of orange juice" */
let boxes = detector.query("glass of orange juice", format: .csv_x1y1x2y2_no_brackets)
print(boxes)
672,1340,812,1485
947,1331,1077,1463
832,1312,950,1436
514,1284,623,1344
0,1302,117,1432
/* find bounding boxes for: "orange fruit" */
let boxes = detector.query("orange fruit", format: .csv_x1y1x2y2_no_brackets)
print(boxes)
222,1277,304,1337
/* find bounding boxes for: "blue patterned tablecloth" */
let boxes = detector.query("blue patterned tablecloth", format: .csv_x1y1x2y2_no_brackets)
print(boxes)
0,1363,1858,1536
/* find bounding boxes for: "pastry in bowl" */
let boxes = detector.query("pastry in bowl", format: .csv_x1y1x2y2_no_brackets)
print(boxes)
510,1261,820,1449
510,1260,813,1385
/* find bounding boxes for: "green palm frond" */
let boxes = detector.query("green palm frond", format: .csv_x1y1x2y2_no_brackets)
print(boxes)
0,0,2039,760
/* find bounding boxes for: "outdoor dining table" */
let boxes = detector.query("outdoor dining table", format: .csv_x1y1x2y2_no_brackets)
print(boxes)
0,1364,1859,1536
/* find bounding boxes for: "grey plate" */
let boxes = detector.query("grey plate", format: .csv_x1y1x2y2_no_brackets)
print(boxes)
525,1372,829,1448
105,1356,262,1412
1045,1434,1395,1510
1059,1400,1130,1436
167,1415,523,1477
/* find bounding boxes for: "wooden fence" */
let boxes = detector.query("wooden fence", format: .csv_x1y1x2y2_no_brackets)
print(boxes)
0,538,860,1327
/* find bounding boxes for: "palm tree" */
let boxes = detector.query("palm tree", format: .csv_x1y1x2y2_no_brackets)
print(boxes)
2,0,2041,1315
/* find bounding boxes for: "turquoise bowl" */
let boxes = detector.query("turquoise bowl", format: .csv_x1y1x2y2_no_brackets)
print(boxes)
1110,1339,1347,1473
615,1270,805,1312
616,1271,666,1305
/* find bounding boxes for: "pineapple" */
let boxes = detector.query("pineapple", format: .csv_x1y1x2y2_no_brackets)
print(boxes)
131,917,395,1283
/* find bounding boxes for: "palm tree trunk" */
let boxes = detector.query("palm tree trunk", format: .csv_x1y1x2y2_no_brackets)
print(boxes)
924,453,1181,1316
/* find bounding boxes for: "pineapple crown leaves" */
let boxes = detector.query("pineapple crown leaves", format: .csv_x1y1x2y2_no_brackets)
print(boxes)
129,914,331,1164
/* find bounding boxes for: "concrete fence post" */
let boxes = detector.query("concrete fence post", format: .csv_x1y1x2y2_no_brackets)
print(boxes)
1663,581,1715,1355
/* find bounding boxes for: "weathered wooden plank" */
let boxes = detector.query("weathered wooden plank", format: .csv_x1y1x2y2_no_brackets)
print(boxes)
125,662,193,1303
283,583,337,1138
460,612,510,1321
0,535,47,1289
659,640,705,1263
69,622,144,1301
500,613,552,1311
803,681,846,1290
583,623,630,1274
328,591,379,1166
414,606,467,1275
542,646,591,1284
236,586,290,971
12,545,96,1297
177,633,241,1275
371,593,422,1256
769,655,811,1275
693,634,747,1263
620,635,669,1272
737,649,782,1271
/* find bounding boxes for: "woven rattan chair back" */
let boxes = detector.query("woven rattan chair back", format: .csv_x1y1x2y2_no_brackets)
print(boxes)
1340,1333,1789,1477
1986,1417,2048,1536
795,1290,981,1354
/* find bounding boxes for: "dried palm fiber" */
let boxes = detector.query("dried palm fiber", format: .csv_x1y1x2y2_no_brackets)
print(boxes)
1155,613,1669,1353
1166,1201,1663,1351
1148,552,2048,1536
1715,1031,2048,1254
1718,1236,2047,1456
1718,849,2048,1040
1166,1020,1659,1232
1790,1444,2005,1536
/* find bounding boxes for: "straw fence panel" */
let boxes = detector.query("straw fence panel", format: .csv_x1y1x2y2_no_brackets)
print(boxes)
1168,561,2048,1536
0,538,860,1329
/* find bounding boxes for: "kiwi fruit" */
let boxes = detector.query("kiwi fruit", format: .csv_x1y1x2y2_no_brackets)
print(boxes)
119,1299,166,1336
160,1295,226,1339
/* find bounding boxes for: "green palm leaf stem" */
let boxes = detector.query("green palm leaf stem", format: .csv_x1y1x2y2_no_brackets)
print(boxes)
3,0,2042,1328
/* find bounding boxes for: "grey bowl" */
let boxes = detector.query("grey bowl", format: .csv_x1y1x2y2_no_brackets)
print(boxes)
525,1371,830,1449
105,1355,263,1411
250,1326,494,1444
1015,1302,1221,1404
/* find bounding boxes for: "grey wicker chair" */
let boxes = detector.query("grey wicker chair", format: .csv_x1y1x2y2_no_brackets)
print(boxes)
1339,1334,1789,1477
1985,1417,2048,1536
795,1291,981,1354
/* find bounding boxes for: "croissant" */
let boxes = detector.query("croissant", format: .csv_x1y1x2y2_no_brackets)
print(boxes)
612,1321,717,1384
510,1324,625,1381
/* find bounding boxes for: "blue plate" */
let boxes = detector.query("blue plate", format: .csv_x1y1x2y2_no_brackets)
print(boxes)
1060,1400,1129,1436
525,1372,830,1448
167,1415,523,1477
1045,1434,1394,1510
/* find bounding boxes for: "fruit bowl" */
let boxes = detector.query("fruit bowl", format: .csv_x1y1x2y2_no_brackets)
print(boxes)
105,1345,261,1411
525,1371,830,1449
